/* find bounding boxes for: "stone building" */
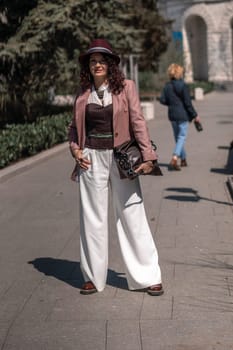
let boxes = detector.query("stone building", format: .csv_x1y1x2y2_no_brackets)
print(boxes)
158,0,233,82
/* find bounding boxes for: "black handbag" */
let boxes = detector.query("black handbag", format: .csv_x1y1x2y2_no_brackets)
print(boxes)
114,139,163,179
194,120,203,132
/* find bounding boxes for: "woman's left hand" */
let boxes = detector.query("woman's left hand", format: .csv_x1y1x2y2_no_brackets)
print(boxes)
134,161,154,175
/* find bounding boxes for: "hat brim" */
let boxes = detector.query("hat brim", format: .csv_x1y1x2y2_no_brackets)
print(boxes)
79,47,120,64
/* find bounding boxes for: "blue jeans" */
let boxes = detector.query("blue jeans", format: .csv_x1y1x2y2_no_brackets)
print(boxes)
171,121,188,159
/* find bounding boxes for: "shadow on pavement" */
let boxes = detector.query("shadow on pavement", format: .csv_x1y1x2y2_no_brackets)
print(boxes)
212,143,233,174
164,187,233,206
28,257,128,290
28,257,83,288
210,167,231,174
157,162,169,168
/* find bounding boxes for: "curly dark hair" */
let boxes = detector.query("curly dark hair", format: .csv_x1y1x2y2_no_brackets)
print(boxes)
79,54,125,94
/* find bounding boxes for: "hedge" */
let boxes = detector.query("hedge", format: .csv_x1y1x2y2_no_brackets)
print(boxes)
0,112,71,169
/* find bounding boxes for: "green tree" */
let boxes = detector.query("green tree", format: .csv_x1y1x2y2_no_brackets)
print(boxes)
132,0,171,70
0,0,169,123
0,0,38,42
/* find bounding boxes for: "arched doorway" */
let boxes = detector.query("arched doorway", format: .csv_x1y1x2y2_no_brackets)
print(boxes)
185,15,208,81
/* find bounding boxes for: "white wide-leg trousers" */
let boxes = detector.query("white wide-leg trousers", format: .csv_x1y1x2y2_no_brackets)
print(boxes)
79,148,161,292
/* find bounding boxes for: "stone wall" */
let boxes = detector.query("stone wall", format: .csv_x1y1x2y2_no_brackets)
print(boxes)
158,0,233,82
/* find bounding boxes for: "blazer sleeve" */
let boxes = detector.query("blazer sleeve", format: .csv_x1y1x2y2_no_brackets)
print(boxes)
159,86,168,105
67,96,80,153
125,80,157,161
182,84,198,120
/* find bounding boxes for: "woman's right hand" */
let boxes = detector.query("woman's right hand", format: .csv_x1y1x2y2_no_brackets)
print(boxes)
73,149,91,170
194,115,201,123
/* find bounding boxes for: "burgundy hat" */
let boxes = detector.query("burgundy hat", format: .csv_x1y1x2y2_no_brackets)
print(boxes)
79,38,120,64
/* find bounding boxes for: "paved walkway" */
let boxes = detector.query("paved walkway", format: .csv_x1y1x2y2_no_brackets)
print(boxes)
0,91,233,350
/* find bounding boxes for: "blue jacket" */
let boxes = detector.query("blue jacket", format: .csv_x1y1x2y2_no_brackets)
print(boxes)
160,79,197,122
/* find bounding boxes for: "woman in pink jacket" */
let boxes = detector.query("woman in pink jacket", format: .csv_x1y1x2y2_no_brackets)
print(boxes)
68,39,163,296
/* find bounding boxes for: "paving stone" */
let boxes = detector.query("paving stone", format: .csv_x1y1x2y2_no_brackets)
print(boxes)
0,280,40,322
140,319,233,349
0,322,11,349
141,296,172,320
172,295,233,321
49,294,143,321
2,320,106,350
106,320,141,350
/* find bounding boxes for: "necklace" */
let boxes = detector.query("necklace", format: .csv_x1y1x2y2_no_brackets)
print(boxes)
95,87,105,106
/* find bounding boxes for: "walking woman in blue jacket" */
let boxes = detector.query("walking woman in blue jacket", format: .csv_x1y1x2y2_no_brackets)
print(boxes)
160,63,201,170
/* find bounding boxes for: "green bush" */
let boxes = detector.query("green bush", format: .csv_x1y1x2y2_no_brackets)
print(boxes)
0,96,73,127
188,81,214,96
0,112,71,169
139,71,158,93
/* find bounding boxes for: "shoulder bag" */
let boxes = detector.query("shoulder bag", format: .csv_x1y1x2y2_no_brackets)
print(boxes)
114,139,163,179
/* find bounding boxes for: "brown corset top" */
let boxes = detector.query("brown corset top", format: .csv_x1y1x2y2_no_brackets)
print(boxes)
85,103,113,149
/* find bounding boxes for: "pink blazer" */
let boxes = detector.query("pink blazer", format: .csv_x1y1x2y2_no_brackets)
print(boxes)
68,79,157,162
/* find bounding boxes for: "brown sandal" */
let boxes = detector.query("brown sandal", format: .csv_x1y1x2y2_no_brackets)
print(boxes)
147,283,164,296
181,159,188,167
80,281,97,295
168,158,181,171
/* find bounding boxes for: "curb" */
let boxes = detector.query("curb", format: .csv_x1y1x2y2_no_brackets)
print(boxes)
0,142,68,183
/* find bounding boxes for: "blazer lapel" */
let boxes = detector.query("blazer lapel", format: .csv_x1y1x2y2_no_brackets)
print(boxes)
112,91,124,132
75,89,90,149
